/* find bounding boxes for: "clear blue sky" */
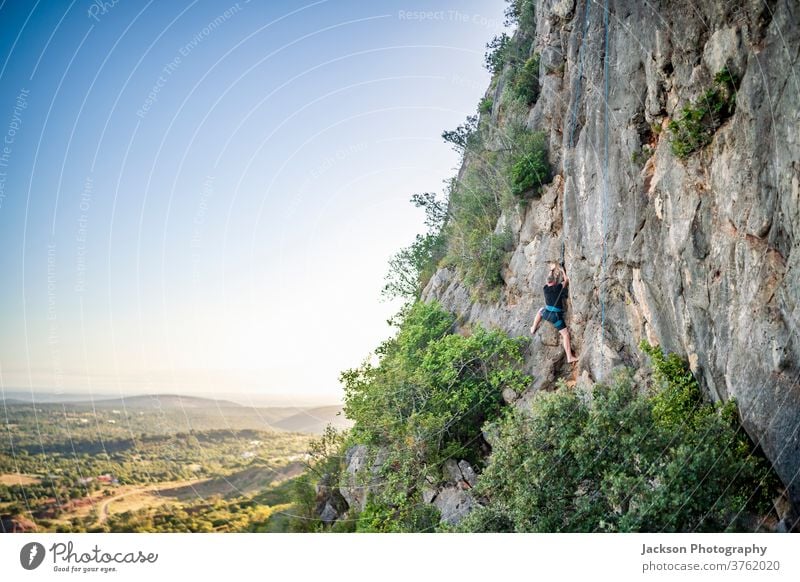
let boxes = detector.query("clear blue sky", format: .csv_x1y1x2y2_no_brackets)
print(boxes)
0,0,507,403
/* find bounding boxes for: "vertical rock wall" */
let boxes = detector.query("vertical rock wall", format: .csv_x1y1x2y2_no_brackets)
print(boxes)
422,0,800,511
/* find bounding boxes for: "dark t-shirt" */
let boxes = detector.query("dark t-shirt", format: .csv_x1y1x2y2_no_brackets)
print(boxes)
543,283,567,310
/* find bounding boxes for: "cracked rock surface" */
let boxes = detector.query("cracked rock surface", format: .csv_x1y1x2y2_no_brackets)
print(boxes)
422,0,800,512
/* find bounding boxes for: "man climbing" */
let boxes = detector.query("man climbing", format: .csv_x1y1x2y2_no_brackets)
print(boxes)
531,263,578,364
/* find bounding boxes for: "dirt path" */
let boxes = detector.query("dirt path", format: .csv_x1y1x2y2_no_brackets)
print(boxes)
95,479,203,525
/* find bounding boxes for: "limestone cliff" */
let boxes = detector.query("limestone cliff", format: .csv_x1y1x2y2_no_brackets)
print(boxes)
422,0,800,516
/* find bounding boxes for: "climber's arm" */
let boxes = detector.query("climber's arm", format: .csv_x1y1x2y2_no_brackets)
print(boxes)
561,265,569,287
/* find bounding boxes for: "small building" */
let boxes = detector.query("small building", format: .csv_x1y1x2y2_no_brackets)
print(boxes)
96,474,117,485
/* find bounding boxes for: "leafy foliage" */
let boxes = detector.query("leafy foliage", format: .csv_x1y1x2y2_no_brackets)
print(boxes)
640,341,706,429
441,115,480,153
439,118,551,298
484,33,512,74
443,159,510,298
485,1,536,75
668,68,738,159
503,0,536,29
478,96,494,115
509,129,551,199
383,192,448,301
467,353,780,532
285,426,349,533
341,301,530,531
510,54,541,105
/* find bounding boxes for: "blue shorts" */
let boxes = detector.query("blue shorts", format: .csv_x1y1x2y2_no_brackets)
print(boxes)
539,307,566,331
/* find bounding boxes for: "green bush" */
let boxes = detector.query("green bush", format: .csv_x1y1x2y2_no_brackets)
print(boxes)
478,96,494,115
341,301,531,531
442,115,480,153
668,68,738,159
510,130,551,198
486,1,536,76
640,341,708,429
469,361,780,532
484,33,512,73
383,193,448,301
510,54,540,105
504,0,536,30
343,302,529,455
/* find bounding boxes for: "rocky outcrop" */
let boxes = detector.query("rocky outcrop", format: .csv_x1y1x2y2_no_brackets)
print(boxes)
333,450,478,526
315,473,349,525
338,445,388,513
428,459,479,525
433,487,475,525
423,0,800,520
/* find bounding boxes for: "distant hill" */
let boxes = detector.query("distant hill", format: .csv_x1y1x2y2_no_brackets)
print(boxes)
3,391,348,435
0,398,26,405
271,405,352,434
88,394,243,410
1,391,117,404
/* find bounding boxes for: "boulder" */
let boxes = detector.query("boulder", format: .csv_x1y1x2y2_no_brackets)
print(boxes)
433,486,475,526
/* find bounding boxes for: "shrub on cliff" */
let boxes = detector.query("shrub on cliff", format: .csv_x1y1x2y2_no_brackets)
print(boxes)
467,359,779,532
509,129,551,199
383,192,448,301
510,54,541,105
668,68,738,159
341,301,530,531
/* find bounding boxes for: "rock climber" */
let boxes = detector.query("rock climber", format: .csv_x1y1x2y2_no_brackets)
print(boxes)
530,263,578,364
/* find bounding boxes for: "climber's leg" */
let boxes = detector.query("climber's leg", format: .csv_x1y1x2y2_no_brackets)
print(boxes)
531,308,543,334
560,328,578,363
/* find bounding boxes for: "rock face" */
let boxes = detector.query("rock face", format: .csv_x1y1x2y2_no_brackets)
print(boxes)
423,0,800,516
316,472,349,525
434,486,475,525
339,445,388,513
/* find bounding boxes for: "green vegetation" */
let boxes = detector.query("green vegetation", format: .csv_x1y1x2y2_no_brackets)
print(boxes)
0,401,314,532
383,192,447,300
503,0,536,30
389,99,552,302
484,33,512,74
338,301,530,531
460,345,778,532
509,54,541,105
509,129,550,199
444,164,513,299
484,1,536,76
383,2,550,302
441,114,479,153
284,426,351,533
440,119,550,298
668,68,738,159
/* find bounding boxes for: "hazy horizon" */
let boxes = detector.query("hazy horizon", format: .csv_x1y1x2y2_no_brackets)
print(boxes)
1,386,344,407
